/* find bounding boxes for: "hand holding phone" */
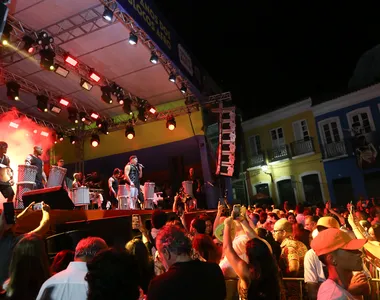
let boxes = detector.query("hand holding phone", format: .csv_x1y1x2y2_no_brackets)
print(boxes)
232,204,241,220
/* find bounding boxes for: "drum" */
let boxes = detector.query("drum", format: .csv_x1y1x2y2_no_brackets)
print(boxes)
17,165,38,182
15,181,36,209
72,187,90,206
117,185,128,197
0,164,12,183
144,182,155,209
47,166,67,188
182,181,194,197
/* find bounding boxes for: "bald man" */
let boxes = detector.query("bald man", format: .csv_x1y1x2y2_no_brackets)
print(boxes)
25,146,47,189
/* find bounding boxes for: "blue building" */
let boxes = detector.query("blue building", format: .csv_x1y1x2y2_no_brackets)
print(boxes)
313,83,380,205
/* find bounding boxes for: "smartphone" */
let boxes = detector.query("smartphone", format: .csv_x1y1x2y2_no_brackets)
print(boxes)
33,203,42,210
232,204,241,219
3,202,15,224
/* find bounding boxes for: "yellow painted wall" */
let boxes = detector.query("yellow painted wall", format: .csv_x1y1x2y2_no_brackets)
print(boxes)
54,110,204,163
244,110,330,205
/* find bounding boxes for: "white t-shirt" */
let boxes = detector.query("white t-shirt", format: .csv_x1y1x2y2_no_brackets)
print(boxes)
304,248,326,283
317,279,357,300
219,234,249,278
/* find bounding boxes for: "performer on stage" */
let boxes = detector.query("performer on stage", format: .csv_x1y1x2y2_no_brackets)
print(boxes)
56,158,68,191
0,141,14,202
72,173,83,189
25,146,47,189
124,155,142,210
108,168,121,209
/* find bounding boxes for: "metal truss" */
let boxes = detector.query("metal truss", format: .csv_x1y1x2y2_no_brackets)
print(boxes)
99,0,195,99
0,67,102,118
207,92,232,104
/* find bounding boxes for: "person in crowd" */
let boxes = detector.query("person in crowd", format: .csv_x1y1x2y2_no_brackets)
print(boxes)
305,215,319,233
72,173,83,189
150,210,168,275
147,224,226,300
125,238,155,295
50,250,74,275
108,168,121,209
190,217,206,236
257,227,281,262
0,201,50,288
223,215,280,299
86,249,140,300
286,212,296,224
192,234,222,264
25,145,47,189
369,224,380,241
37,237,108,300
295,204,306,226
4,233,50,300
293,223,310,249
311,228,367,299
199,214,213,237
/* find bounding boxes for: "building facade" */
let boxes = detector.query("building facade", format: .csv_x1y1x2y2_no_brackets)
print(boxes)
312,83,380,205
242,99,329,207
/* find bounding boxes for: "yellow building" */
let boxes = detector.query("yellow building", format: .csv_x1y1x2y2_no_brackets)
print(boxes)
242,99,329,206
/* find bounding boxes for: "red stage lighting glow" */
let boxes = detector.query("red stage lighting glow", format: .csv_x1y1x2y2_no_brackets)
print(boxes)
149,107,156,114
33,129,38,134
64,55,78,67
59,98,69,106
90,72,101,82
40,131,49,137
9,122,19,129
27,47,35,54
90,112,99,120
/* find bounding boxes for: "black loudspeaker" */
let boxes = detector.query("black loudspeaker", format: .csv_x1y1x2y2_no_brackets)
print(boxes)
22,186,74,210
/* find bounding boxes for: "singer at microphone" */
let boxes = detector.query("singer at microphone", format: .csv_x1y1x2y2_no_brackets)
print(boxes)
138,163,145,168
124,155,143,210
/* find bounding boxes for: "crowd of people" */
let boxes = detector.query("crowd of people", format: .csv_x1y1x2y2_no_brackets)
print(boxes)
0,197,379,299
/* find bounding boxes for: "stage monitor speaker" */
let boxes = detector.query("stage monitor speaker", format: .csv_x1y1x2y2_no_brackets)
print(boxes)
22,186,74,210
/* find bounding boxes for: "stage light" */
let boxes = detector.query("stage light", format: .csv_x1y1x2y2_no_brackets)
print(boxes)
91,134,100,147
39,49,55,71
57,132,64,142
59,98,69,106
101,86,113,104
37,31,53,50
80,78,93,91
103,6,113,22
90,112,100,120
180,83,187,94
50,104,61,114
118,97,124,105
54,64,69,77
89,71,101,82
6,81,20,100
96,119,102,128
36,95,49,112
166,115,176,131
148,106,156,114
100,121,109,135
40,131,49,137
70,136,78,145
79,112,87,122
9,122,19,129
123,98,133,115
22,35,35,54
150,52,158,64
137,106,147,122
1,23,12,46
169,73,176,83
33,129,38,134
129,33,138,45
125,125,135,139
64,54,78,67
67,107,79,124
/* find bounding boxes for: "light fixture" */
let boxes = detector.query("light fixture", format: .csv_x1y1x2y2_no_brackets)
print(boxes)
36,95,49,112
36,31,53,50
67,107,79,124
39,49,55,71
102,6,113,22
50,103,62,114
64,54,78,67
100,121,109,135
123,98,133,115
40,131,49,137
166,115,176,131
128,33,138,45
118,97,124,105
150,52,158,64
180,83,187,94
148,106,156,114
22,35,35,54
54,64,69,77
1,23,12,46
101,86,113,104
169,73,176,83
261,165,273,182
91,134,100,147
59,98,70,106
79,112,87,122
137,106,147,122
125,125,135,139
70,135,78,145
96,119,102,128
90,112,100,120
6,81,20,100
80,78,93,91
89,71,101,82
57,132,64,142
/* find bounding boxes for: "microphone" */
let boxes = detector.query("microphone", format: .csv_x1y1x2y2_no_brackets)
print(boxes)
138,163,145,168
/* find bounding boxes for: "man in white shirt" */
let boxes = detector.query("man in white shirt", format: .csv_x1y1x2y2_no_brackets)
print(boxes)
37,237,108,300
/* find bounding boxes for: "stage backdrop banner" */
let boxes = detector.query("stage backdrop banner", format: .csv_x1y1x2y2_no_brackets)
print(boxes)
117,0,205,93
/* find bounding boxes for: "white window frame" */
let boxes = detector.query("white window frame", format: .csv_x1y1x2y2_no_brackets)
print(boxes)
248,134,261,155
274,176,298,204
292,119,310,141
269,127,285,147
318,117,344,144
346,107,375,136
299,171,326,203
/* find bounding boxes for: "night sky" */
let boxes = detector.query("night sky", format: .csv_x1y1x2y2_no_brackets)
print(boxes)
155,1,380,120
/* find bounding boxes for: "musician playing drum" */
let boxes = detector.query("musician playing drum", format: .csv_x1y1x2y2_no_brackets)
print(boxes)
25,146,47,189
124,155,142,210
108,168,121,209
0,141,14,202
56,158,68,191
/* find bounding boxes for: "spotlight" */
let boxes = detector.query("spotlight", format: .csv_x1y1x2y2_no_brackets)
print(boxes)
137,106,147,122
128,33,138,45
50,104,62,114
40,131,49,137
59,98,70,106
100,121,109,135
90,112,100,120
6,81,20,100
79,112,87,122
118,97,124,105
67,107,78,124
80,78,93,91
64,54,78,67
122,98,133,115
103,6,113,22
1,23,12,46
70,136,78,145
36,95,49,112
54,64,69,77
148,106,156,114
37,31,53,49
22,35,35,54
91,134,100,147
166,115,176,131
89,71,101,82
150,52,158,64
9,121,19,129
169,73,176,83
39,49,55,71
180,83,187,94
57,132,64,142
125,125,135,139
101,86,113,104
96,119,102,128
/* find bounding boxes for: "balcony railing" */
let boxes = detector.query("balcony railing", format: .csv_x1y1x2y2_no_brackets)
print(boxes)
321,140,347,159
249,152,265,168
267,145,291,162
290,137,315,157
